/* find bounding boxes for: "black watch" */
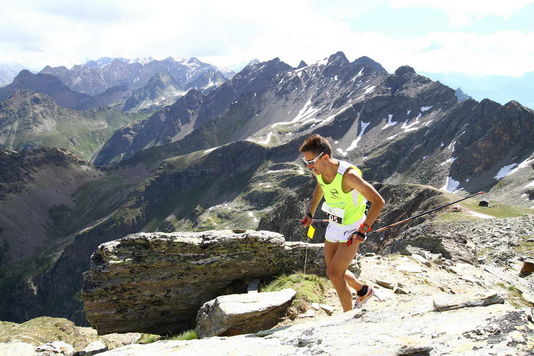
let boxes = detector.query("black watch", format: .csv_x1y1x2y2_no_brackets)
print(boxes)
355,231,366,239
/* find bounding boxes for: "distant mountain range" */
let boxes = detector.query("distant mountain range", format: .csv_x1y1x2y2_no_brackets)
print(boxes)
40,56,231,97
3,59,532,111
0,57,234,113
95,52,534,206
0,51,532,326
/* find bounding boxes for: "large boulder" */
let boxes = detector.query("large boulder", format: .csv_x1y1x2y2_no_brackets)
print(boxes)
195,289,296,338
82,230,330,335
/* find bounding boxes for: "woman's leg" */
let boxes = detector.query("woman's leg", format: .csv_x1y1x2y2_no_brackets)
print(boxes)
325,240,363,292
324,240,339,271
326,241,361,311
344,269,364,291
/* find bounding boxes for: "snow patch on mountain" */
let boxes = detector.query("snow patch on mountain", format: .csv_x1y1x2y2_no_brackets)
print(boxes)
382,114,398,129
440,157,457,166
272,99,320,129
129,57,155,65
495,164,519,179
495,157,534,180
401,119,420,133
337,121,370,157
364,86,375,94
442,176,461,192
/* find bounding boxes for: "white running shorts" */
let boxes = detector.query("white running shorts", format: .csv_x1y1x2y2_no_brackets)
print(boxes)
324,216,366,243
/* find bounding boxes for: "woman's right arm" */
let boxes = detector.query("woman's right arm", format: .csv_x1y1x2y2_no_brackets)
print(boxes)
302,184,324,227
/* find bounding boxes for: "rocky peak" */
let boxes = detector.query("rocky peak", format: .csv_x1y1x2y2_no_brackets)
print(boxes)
321,51,351,78
385,65,432,95
184,57,201,65
505,100,521,107
394,65,416,76
12,70,66,90
108,58,135,70
2,89,56,108
503,99,532,114
230,57,291,93
296,60,307,69
85,57,114,68
454,87,471,102
14,70,47,85
326,51,349,66
353,56,387,73
245,59,260,68
0,71,94,110
146,72,174,89
13,69,33,81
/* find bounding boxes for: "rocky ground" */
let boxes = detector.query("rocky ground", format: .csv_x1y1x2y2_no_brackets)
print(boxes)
1,215,533,355
0,317,142,355
96,246,534,355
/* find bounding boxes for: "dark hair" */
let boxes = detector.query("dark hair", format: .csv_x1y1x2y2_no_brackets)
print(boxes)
299,134,332,156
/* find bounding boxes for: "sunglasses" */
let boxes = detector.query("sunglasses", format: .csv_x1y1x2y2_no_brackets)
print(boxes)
302,150,325,165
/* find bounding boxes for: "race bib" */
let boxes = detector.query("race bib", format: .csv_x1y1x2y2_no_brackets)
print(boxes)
321,202,345,224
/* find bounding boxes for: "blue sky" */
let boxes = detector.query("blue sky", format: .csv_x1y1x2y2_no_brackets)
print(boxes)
1,0,533,78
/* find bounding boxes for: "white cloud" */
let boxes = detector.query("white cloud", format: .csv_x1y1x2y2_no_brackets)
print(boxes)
366,30,534,76
391,0,534,26
0,0,533,76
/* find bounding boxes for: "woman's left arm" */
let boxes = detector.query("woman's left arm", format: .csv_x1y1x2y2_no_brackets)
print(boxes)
344,171,385,230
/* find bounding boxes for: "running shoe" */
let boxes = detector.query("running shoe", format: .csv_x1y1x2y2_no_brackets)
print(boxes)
354,285,374,308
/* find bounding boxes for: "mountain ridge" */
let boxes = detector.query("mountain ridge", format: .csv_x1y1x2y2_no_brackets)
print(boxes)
0,89,150,161
40,57,230,97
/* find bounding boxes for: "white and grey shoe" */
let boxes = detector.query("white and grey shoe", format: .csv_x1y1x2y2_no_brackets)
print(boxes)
354,285,374,308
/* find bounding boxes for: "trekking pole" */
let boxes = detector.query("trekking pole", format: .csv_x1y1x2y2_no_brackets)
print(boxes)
299,191,485,233
368,191,485,234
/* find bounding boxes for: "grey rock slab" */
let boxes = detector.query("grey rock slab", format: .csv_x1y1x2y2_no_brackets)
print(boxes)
79,340,107,355
98,333,142,349
397,263,424,273
297,310,315,318
97,299,529,355
0,341,36,356
373,286,395,301
35,341,74,355
195,289,296,338
433,293,505,312
376,279,396,289
411,254,432,267
395,287,410,295
319,304,334,316
397,344,433,355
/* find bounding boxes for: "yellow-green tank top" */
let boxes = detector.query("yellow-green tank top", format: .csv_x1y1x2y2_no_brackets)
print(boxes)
316,160,367,225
